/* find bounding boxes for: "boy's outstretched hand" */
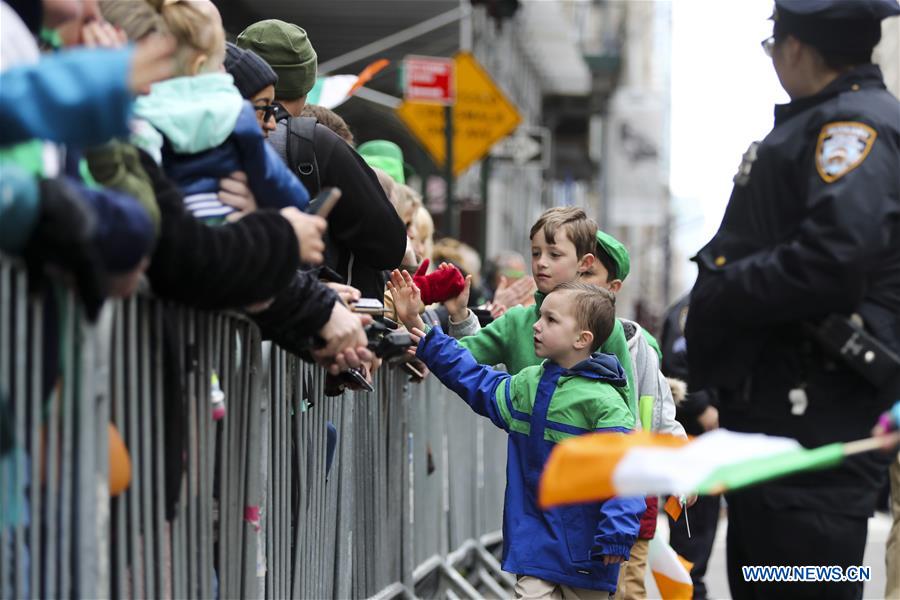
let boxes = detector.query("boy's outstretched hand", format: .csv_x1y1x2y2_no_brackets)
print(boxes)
387,269,426,331
602,555,625,566
443,265,473,323
408,327,427,345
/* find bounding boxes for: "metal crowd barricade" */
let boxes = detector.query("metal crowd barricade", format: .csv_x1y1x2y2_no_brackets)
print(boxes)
0,258,512,599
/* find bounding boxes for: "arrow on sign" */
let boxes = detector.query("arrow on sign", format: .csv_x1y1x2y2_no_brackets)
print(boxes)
490,127,549,168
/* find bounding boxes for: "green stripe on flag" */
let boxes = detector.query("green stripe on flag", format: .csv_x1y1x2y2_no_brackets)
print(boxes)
695,442,845,494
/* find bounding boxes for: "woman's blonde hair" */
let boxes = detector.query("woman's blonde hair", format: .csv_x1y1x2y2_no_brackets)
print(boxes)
146,0,225,75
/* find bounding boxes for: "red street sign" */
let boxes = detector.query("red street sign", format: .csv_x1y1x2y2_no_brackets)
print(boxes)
403,55,455,105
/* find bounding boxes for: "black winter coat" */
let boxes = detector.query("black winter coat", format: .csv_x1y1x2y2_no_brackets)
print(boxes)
140,150,302,309
273,120,407,299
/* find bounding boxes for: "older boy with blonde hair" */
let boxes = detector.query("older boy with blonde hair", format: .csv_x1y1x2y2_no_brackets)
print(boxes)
430,207,637,416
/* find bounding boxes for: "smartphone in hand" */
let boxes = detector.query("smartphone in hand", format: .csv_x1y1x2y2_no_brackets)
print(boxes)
350,298,385,316
305,187,342,218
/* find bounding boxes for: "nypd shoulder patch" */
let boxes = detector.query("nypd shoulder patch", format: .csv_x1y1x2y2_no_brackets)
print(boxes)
815,121,877,183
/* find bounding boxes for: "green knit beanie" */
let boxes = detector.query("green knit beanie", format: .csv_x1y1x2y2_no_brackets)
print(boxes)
595,230,631,281
237,20,317,99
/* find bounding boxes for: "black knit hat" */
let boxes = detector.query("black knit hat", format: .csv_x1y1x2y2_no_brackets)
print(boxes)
224,42,279,100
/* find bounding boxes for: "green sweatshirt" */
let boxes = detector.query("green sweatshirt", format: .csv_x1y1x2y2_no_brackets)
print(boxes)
458,292,637,417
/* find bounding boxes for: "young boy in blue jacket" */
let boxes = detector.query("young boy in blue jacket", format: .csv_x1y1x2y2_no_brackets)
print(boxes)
390,275,645,598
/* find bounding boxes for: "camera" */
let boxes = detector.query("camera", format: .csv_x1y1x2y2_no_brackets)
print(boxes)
365,319,414,362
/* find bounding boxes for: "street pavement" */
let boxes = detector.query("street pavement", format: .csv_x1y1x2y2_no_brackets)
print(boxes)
645,510,893,599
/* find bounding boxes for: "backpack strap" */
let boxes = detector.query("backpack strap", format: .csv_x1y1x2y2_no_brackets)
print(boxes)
285,116,321,196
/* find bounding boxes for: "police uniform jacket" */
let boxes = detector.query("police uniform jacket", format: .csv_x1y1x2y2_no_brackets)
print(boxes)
685,64,900,516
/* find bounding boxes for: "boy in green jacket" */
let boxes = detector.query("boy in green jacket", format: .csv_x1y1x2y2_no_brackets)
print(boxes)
426,206,637,417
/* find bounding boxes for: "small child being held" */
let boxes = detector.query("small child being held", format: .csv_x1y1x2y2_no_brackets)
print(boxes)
116,0,311,223
390,272,645,599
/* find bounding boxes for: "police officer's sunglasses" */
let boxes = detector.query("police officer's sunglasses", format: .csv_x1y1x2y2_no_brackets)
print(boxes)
761,35,776,57
254,103,278,122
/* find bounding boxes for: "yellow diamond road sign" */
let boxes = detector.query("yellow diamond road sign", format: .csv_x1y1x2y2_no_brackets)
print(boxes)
397,51,522,176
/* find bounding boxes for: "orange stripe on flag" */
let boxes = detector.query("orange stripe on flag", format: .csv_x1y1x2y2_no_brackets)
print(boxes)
664,495,682,521
677,554,694,575
348,59,390,95
538,431,688,509
653,572,693,600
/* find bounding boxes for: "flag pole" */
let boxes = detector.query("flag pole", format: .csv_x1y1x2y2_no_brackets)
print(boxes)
842,431,900,456
702,432,900,496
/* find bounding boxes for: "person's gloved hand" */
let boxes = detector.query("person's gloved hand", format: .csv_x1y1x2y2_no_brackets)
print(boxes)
24,178,108,320
412,259,465,305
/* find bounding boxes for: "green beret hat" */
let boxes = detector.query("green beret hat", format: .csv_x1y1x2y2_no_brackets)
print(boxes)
595,230,630,281
358,140,406,184
237,19,317,99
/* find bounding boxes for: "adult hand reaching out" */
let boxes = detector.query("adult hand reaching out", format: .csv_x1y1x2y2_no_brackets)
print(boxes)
313,302,373,375
493,274,537,310
326,282,361,306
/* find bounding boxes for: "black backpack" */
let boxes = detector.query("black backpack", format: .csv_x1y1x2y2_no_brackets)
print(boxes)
284,115,321,196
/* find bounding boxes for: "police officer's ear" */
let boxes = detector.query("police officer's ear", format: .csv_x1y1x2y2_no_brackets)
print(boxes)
577,253,596,275
608,279,623,294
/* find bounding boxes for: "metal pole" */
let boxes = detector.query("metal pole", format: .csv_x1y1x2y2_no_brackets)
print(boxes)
459,0,473,52
318,6,470,74
445,105,456,239
478,156,491,260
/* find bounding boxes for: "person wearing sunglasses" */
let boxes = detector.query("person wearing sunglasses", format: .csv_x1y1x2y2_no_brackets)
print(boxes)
224,42,278,138
686,1,900,599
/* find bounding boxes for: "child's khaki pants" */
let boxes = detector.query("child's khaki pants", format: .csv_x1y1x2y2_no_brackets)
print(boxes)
515,575,613,599
613,538,650,600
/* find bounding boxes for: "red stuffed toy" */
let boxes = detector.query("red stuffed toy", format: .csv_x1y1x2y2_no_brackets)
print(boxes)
413,259,466,305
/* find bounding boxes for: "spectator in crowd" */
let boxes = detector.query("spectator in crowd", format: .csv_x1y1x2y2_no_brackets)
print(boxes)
483,250,536,317
98,0,266,225
224,42,279,139
409,205,434,267
237,19,406,298
3,0,372,373
0,0,174,315
394,184,421,229
391,274,645,597
301,104,354,146
120,0,312,225
0,14,173,145
440,208,637,420
358,140,406,184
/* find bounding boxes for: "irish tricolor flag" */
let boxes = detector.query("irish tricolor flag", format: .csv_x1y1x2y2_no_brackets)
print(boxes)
307,59,390,109
648,536,693,600
539,429,893,507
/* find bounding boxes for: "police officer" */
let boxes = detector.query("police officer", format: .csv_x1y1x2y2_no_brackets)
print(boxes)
685,0,900,598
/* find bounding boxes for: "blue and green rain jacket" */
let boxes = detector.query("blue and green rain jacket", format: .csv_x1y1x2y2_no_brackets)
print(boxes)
417,326,645,592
